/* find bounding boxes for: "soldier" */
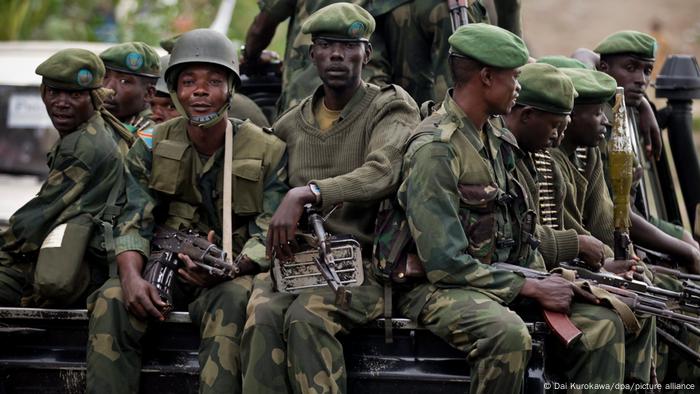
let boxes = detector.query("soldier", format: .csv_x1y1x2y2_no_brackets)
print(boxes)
367,0,521,105
149,55,180,125
86,29,287,394
505,63,615,269
387,24,626,394
100,42,160,149
160,35,271,128
241,4,419,393
595,31,699,247
551,68,700,276
0,49,127,307
508,64,659,384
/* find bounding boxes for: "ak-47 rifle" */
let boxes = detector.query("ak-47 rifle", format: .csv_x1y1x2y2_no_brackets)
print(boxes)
493,262,700,345
447,0,469,31
271,205,364,310
143,225,248,316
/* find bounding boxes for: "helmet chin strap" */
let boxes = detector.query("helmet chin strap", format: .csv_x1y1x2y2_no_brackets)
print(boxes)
169,73,235,129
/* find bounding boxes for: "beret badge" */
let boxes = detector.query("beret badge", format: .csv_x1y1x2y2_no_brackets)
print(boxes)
125,52,144,71
76,68,94,87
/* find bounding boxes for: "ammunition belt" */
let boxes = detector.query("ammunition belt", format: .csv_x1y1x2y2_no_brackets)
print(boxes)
533,150,559,229
575,147,588,175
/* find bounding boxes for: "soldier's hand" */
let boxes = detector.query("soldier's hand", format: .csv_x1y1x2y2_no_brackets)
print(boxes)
685,246,700,275
178,253,228,288
577,235,605,271
521,276,598,314
267,186,316,260
602,258,643,280
680,230,700,251
638,96,662,161
120,271,166,321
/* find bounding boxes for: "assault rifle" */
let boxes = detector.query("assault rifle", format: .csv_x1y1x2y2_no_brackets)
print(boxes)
307,205,353,309
493,262,700,344
143,225,248,316
447,0,469,31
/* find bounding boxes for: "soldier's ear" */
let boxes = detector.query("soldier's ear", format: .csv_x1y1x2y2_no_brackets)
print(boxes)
599,59,609,72
520,107,533,123
144,84,156,104
363,42,372,65
480,67,493,87
309,44,316,61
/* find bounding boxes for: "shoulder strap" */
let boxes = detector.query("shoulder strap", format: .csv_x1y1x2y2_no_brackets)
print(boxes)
223,120,234,263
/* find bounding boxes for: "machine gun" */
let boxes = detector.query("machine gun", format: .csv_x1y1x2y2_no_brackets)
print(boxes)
272,205,363,310
447,0,469,31
143,225,247,316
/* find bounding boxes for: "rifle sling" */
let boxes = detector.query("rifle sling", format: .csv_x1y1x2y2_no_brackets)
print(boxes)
223,120,234,264
551,267,641,334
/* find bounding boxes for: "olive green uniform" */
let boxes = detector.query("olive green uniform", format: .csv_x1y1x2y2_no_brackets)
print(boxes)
0,112,126,307
395,93,625,394
86,117,287,394
241,82,419,393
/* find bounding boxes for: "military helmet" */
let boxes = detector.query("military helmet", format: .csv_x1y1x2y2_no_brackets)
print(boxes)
165,28,240,91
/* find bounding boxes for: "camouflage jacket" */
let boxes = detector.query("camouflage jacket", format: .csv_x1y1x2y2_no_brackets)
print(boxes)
551,144,616,249
114,117,287,271
515,153,580,269
0,112,126,258
397,91,543,305
123,107,156,149
365,0,490,105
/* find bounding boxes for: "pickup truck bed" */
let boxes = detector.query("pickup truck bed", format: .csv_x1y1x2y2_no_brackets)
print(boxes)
0,307,550,393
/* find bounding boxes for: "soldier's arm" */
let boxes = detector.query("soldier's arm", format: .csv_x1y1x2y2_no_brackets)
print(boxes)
241,151,289,272
2,146,92,247
312,92,420,208
244,0,295,63
402,141,525,304
114,138,158,260
493,0,522,37
581,151,616,247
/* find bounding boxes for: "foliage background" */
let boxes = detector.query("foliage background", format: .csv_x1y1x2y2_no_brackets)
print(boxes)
0,0,287,54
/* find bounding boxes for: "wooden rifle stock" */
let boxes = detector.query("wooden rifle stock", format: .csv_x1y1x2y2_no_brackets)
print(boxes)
492,263,582,346
543,310,583,346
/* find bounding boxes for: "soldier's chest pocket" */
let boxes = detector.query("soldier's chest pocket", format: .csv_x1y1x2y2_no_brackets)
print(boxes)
457,183,500,263
150,140,192,196
231,158,264,215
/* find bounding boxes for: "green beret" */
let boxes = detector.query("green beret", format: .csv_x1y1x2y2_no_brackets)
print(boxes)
448,23,529,68
302,3,375,42
160,34,181,54
594,30,657,60
537,55,591,70
560,68,618,104
100,42,160,78
36,48,105,91
516,63,577,115
155,55,170,95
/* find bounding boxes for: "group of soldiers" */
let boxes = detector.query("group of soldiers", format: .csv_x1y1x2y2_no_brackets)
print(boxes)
0,1,699,393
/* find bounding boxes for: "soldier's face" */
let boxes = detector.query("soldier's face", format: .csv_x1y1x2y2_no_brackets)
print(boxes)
310,39,369,91
551,115,571,148
522,109,567,152
600,55,654,107
486,67,521,115
103,69,153,122
176,63,230,117
41,86,94,136
568,103,609,147
150,94,179,124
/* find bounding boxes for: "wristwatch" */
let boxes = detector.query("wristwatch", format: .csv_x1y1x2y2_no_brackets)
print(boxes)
308,183,322,204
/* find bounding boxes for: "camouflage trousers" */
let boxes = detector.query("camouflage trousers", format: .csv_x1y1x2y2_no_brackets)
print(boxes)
86,275,253,394
653,272,700,392
397,284,625,394
241,268,384,394
0,251,29,305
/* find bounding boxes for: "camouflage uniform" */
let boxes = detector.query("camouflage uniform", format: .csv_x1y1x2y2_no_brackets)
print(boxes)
366,0,490,105
242,78,419,392
86,117,287,394
395,92,625,393
123,107,156,149
0,112,126,306
551,144,657,382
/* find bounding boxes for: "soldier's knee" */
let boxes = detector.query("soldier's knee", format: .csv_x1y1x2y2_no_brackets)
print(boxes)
489,318,532,355
87,278,125,316
201,277,252,311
